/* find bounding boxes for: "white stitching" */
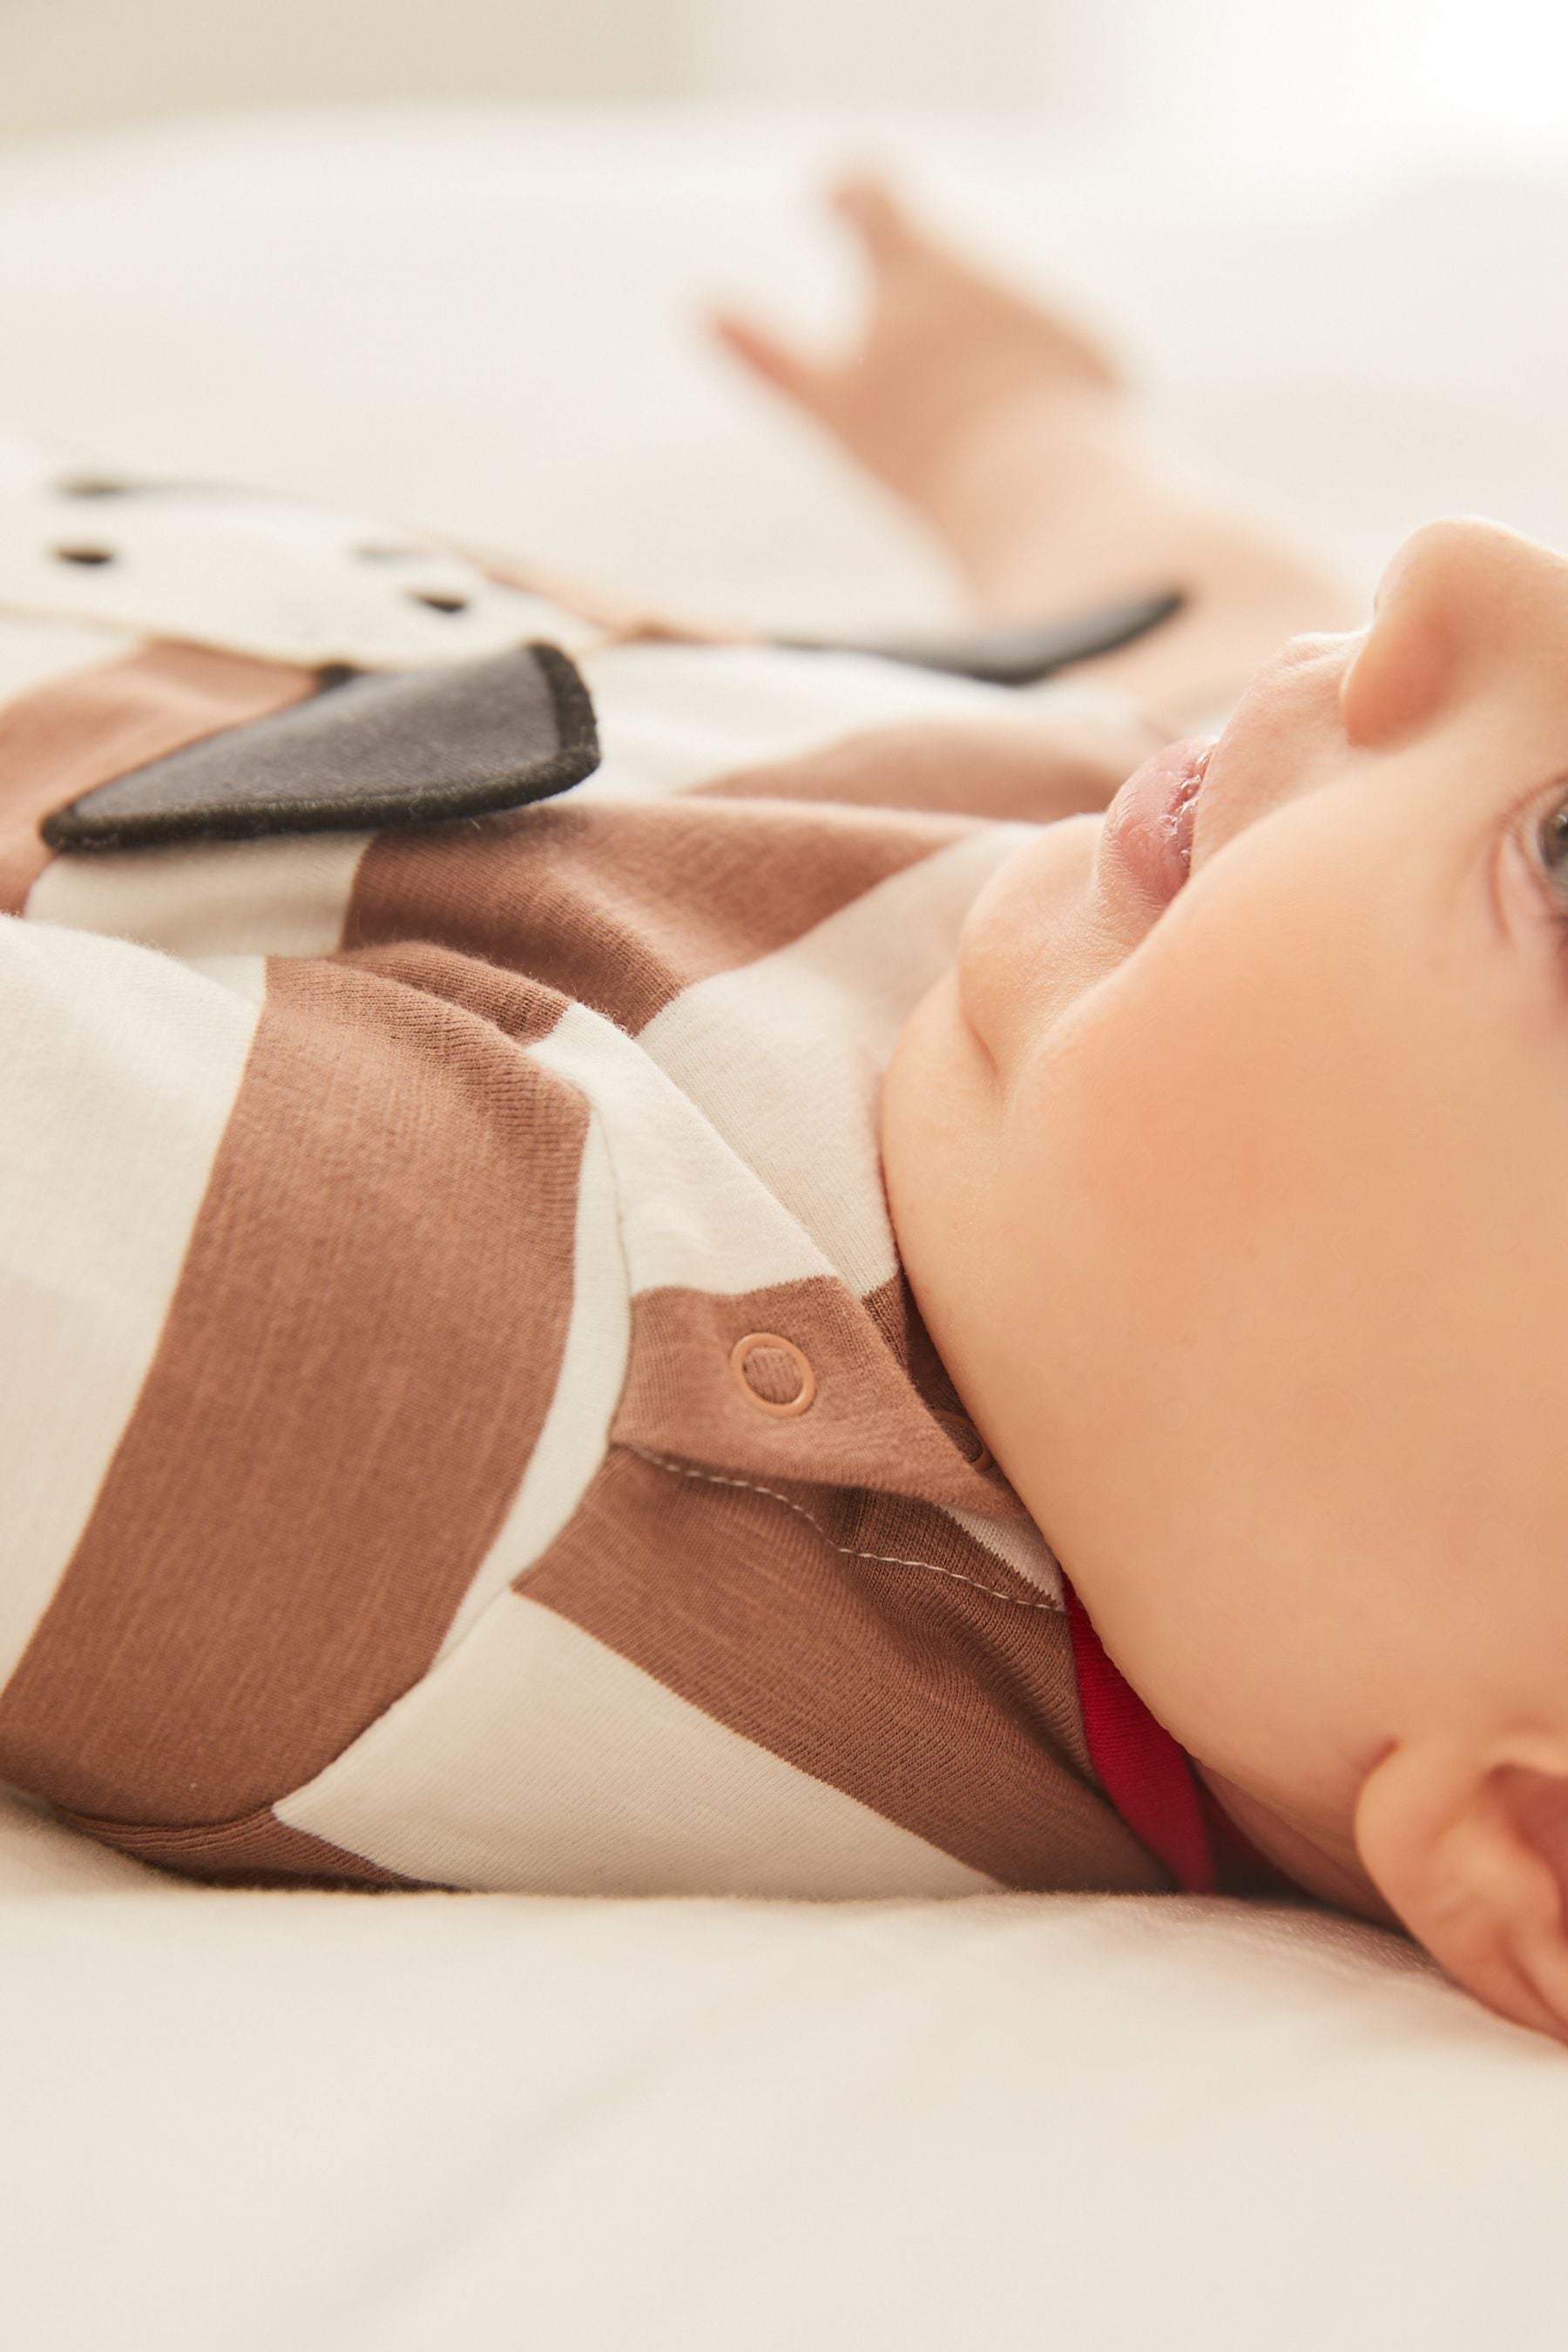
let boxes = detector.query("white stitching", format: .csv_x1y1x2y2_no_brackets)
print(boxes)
623,1443,1062,1612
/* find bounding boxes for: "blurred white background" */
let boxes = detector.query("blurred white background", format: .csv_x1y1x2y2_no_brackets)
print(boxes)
3,0,1568,168
2,0,1567,630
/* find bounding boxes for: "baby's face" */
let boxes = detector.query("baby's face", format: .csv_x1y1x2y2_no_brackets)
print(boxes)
882,515,1568,1881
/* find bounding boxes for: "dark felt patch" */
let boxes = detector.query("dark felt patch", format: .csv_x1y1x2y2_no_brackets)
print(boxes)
42,642,600,852
783,587,1186,686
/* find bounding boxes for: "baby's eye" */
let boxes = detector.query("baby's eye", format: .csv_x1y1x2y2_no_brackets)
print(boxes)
1538,797,1568,883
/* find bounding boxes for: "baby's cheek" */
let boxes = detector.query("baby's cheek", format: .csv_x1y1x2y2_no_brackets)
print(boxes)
1066,834,1383,1276
989,867,1358,1504
1018,919,1290,1302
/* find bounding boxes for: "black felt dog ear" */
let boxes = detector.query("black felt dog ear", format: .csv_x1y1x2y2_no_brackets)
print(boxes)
43,642,600,853
781,588,1186,686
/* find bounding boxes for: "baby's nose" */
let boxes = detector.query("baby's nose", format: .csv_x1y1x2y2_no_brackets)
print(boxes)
1340,517,1568,747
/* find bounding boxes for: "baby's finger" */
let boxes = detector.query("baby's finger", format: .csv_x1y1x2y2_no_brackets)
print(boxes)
708,308,828,414
828,173,918,266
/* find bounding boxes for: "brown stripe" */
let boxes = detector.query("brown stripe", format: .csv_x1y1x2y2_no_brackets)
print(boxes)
697,713,1152,821
344,794,977,1036
524,1447,1168,1895
616,1276,1024,1517
57,1806,416,1889
0,945,585,1828
862,1268,973,1403
0,640,318,913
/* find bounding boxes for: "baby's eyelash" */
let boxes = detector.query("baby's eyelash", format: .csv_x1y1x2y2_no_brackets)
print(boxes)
1530,794,1568,931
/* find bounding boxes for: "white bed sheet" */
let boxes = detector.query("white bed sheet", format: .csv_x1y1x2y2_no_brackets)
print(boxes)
9,1786,1565,2352
4,106,1568,2349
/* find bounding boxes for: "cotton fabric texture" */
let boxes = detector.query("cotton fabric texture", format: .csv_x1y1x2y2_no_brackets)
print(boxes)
0,439,1177,1900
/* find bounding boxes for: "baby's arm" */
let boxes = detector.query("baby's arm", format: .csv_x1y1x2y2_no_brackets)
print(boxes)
713,180,1361,729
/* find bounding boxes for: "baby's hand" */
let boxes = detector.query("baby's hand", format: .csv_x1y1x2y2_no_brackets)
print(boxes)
710,177,1125,506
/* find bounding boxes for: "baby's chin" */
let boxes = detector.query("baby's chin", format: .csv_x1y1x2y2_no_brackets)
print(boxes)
952,811,1109,1078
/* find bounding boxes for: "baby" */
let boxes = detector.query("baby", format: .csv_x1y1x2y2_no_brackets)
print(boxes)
2,180,1564,2049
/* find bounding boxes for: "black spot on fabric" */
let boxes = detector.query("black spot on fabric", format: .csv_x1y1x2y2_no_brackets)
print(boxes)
51,475,254,504
52,545,117,567
409,591,470,615
54,477,132,499
43,642,600,852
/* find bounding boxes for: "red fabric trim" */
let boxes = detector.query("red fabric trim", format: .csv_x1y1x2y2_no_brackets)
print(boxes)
1062,1576,1216,1892
1061,1573,1306,1899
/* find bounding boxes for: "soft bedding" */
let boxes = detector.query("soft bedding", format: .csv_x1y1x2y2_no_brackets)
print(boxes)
4,105,1568,2350
7,1782,1566,2350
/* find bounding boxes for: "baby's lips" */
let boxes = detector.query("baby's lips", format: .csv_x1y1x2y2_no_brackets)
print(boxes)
1098,737,1215,914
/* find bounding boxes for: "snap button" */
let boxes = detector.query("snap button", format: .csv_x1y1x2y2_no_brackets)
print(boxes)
933,1408,992,1474
729,1331,816,1418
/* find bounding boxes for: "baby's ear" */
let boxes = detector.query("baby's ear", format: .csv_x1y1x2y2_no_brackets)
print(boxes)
1354,1733,1568,2044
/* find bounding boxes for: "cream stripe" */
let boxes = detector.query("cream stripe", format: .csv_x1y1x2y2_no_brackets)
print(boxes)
637,826,1031,1296
24,826,368,955
278,1589,997,1897
942,1504,1065,1605
435,1113,630,1661
176,953,269,1006
531,1000,834,1296
574,640,1025,801
0,618,135,708
0,920,260,1689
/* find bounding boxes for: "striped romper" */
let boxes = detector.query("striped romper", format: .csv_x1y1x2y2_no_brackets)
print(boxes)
0,436,1290,1903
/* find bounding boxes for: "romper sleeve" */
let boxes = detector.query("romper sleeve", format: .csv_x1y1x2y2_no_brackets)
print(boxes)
0,916,591,1884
